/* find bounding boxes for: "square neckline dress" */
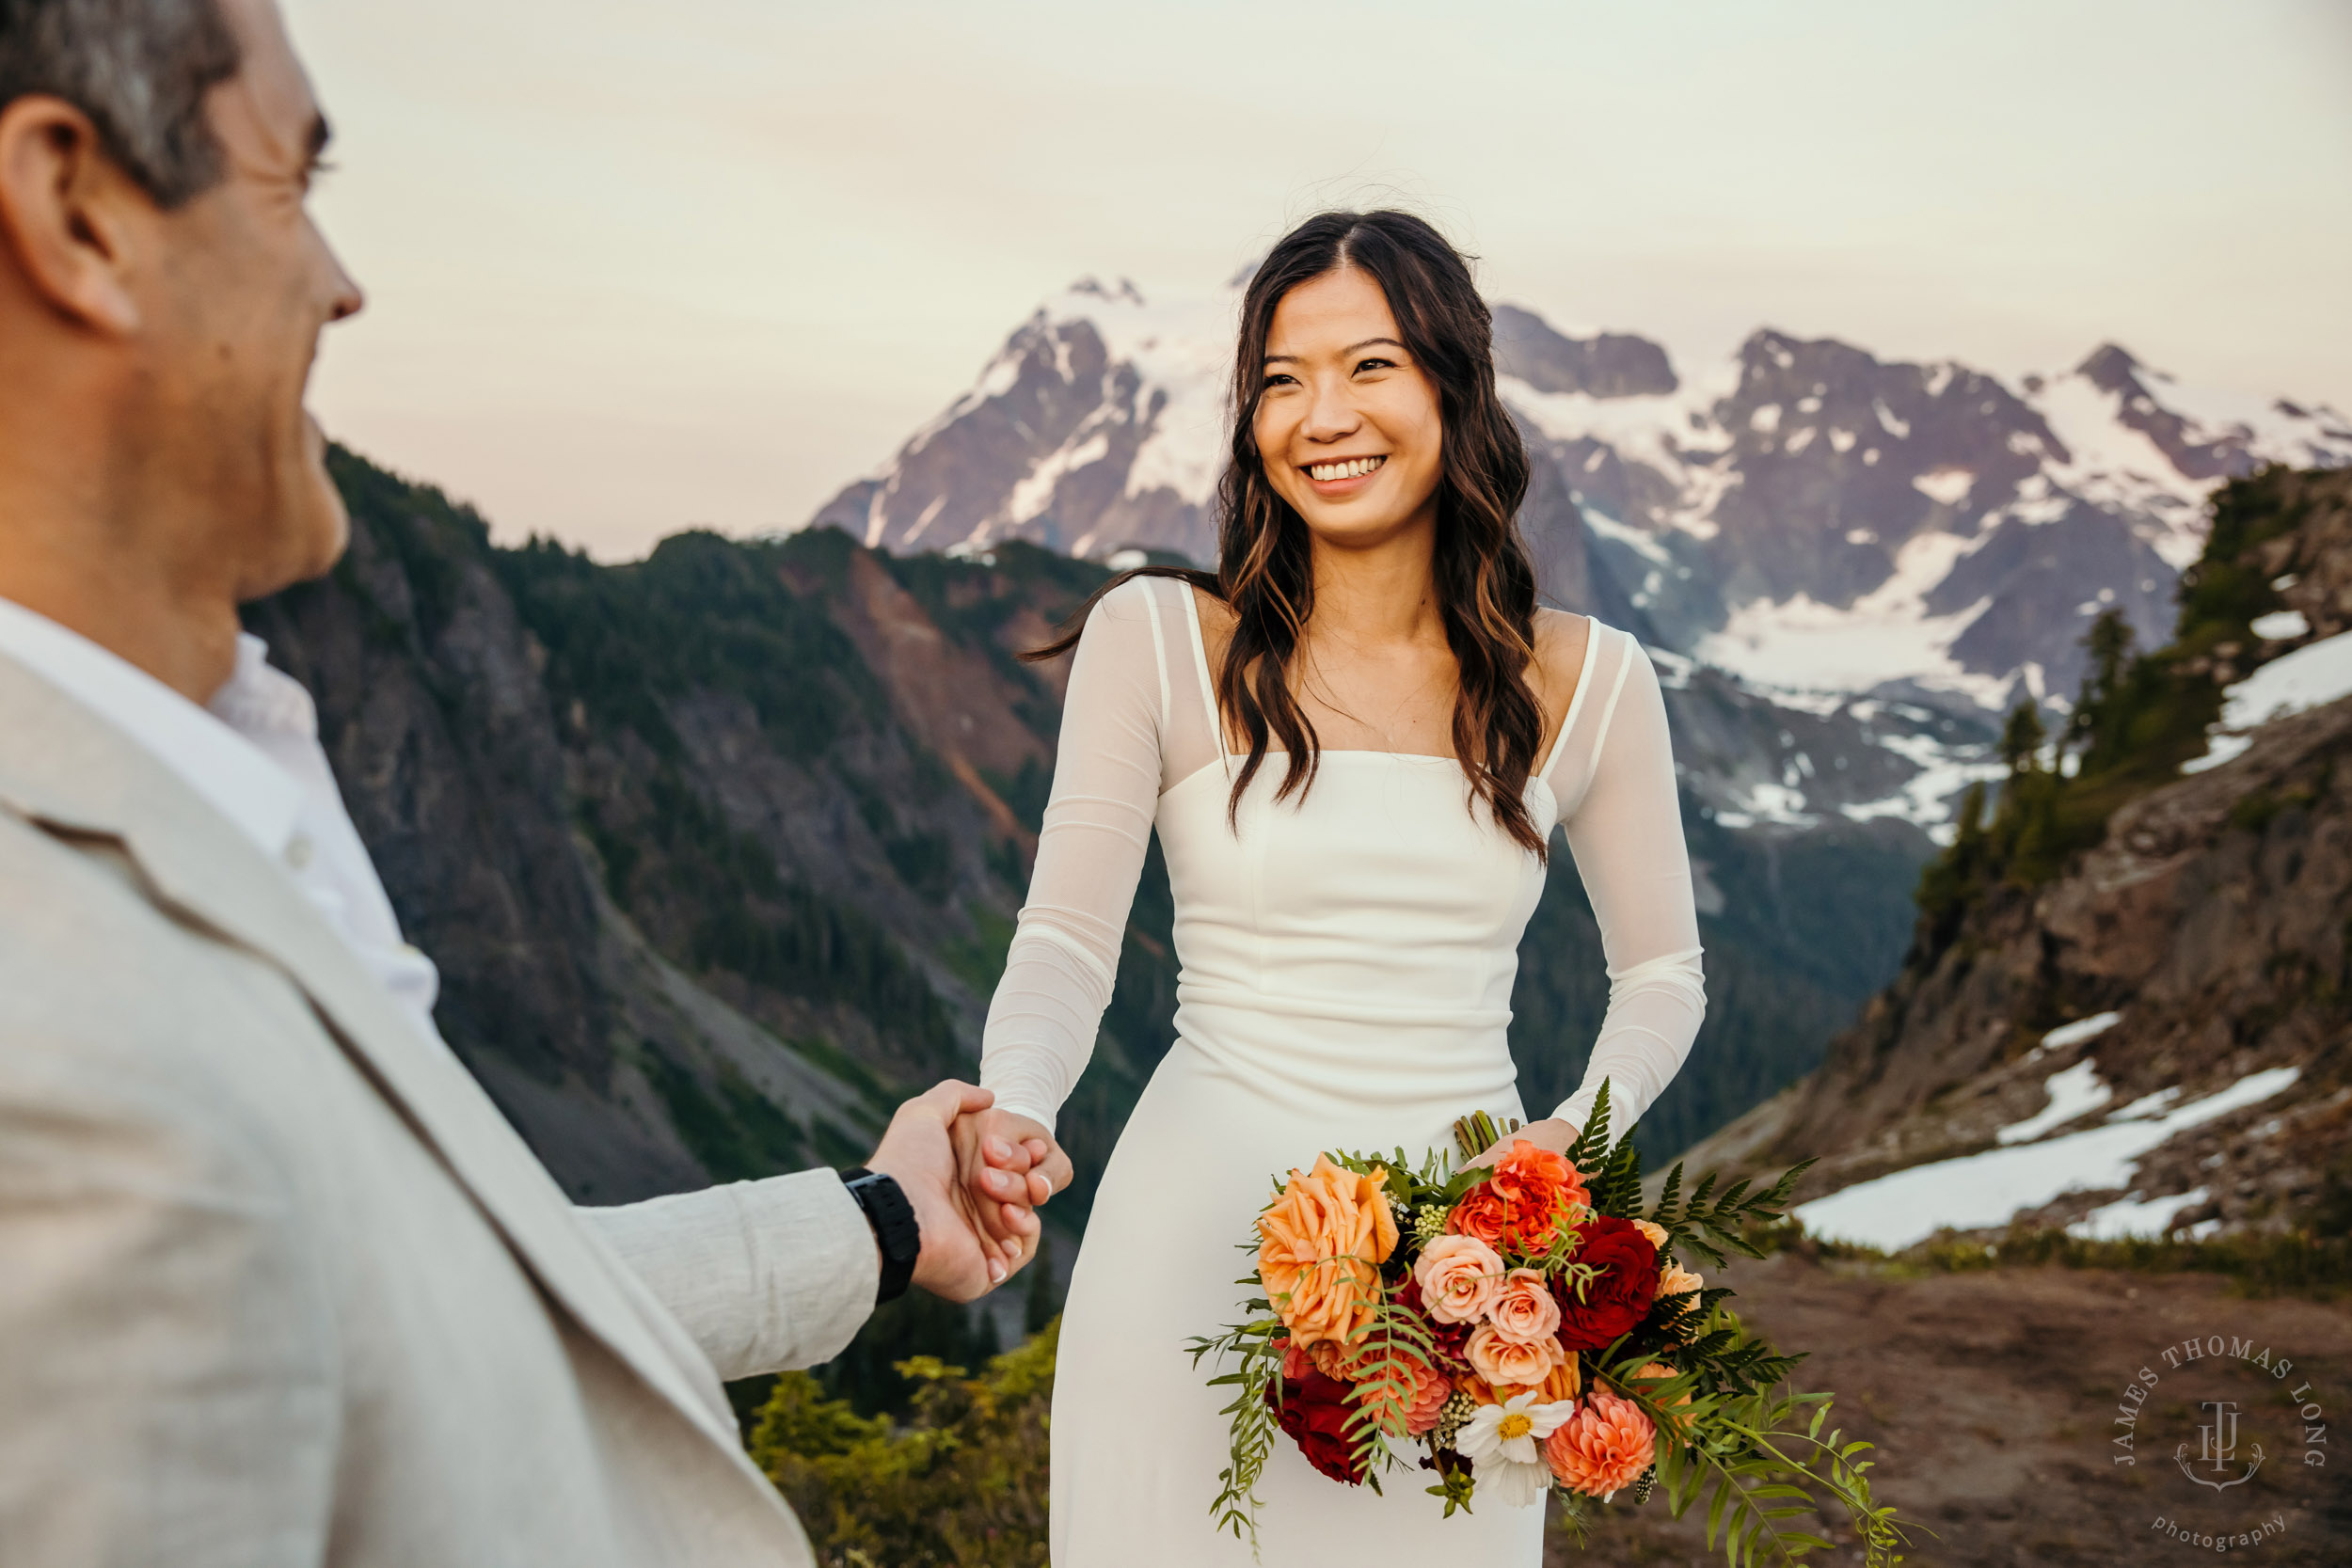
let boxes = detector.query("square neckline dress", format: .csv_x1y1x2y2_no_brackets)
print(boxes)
977,576,1707,1564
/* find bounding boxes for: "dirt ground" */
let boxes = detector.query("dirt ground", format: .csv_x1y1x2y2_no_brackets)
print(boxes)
1543,1252,2350,1568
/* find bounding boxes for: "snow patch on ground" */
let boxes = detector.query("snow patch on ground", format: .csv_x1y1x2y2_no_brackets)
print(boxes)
2037,1011,2122,1054
1795,1067,2301,1251
2067,1187,2211,1242
2182,629,2352,773
1996,1058,2113,1145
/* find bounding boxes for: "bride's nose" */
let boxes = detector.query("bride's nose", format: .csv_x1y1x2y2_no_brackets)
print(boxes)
1300,376,1362,444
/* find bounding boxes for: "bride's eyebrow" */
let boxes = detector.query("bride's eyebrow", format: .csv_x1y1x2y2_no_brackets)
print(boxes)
1261,337,1407,365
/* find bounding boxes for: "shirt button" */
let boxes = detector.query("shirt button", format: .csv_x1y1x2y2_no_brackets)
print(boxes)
286,834,314,871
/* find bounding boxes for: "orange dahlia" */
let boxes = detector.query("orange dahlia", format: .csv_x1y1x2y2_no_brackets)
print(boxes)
1544,1385,1657,1497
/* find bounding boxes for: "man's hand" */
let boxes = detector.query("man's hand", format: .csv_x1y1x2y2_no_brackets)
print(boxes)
866,1081,1036,1303
958,1108,1073,1275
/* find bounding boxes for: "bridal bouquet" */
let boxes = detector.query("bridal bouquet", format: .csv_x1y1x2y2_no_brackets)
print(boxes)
1187,1085,1912,1565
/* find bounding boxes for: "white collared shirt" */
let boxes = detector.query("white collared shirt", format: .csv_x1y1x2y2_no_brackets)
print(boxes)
0,595,445,1045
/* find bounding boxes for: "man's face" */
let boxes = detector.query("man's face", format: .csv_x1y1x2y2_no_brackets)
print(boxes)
147,0,362,602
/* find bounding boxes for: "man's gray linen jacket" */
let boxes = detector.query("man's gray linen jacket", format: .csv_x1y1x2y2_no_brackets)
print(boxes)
0,650,879,1565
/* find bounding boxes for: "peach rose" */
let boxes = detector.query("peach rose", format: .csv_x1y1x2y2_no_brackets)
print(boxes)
1412,1234,1505,1325
1659,1260,1704,1297
1486,1267,1564,1346
1631,1219,1669,1250
1258,1155,1400,1349
1545,1384,1656,1497
1466,1322,1566,1388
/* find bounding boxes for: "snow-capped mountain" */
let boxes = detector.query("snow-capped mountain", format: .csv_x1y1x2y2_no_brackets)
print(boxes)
806,277,2351,835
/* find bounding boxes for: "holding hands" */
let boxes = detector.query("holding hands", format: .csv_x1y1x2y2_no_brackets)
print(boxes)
861,1082,1073,1302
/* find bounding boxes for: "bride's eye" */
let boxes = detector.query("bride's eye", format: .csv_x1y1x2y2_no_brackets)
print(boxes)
1262,371,1299,390
1354,356,1396,375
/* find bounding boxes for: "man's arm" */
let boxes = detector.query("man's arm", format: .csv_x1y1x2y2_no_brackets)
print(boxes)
582,1081,1029,1384
582,1169,880,1383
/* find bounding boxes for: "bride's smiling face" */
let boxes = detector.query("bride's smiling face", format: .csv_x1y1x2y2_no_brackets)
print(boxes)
1254,266,1445,550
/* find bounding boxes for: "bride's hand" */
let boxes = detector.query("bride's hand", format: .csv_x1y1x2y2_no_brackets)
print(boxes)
955,1109,1073,1276
1456,1116,1579,1173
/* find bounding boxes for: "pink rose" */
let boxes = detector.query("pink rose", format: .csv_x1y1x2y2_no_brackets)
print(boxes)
1466,1321,1565,1388
1485,1267,1563,1346
1412,1234,1505,1325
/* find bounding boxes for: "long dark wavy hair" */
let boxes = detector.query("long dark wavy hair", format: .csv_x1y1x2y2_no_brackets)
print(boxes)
1026,209,1547,855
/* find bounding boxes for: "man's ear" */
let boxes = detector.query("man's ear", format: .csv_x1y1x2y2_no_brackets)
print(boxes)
0,95,150,335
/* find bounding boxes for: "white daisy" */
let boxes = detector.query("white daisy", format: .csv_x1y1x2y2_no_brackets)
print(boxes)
1478,1452,1556,1508
1456,1390,1576,1466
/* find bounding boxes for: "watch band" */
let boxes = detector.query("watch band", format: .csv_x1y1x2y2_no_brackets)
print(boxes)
840,1167,920,1305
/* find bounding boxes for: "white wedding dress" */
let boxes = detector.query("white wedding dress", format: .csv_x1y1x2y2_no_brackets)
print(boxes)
978,576,1705,1565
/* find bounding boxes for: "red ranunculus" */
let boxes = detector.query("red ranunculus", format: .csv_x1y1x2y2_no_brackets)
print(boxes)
1553,1215,1659,1352
1266,1369,1369,1485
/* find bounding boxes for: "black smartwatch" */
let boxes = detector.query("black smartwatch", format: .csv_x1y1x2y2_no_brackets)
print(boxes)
840,1167,920,1305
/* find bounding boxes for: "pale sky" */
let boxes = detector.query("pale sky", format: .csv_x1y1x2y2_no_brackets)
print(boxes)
283,0,2352,562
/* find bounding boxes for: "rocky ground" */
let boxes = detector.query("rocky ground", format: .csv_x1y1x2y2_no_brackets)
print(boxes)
1547,1253,2350,1568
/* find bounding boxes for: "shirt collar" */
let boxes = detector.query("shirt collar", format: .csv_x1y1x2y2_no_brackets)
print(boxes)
0,596,305,859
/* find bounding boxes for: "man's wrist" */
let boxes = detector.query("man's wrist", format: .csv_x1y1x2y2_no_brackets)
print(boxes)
839,1167,920,1304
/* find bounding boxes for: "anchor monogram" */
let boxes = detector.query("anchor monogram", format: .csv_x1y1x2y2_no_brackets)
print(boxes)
2175,1400,2265,1491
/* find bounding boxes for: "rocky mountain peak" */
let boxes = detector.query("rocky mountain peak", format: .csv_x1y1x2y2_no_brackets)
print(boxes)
1491,305,1677,398
808,280,2350,838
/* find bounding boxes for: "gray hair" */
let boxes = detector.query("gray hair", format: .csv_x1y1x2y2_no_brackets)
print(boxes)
0,0,242,208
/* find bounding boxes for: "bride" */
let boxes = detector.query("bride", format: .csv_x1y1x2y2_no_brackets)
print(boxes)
965,209,1706,1564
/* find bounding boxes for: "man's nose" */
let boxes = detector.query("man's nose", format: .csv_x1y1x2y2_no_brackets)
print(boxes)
322,237,365,324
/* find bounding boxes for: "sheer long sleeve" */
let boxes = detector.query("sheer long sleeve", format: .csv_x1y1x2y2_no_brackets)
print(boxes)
1547,634,1707,1136
977,580,1170,1132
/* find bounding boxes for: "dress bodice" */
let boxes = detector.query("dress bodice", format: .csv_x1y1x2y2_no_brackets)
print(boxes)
978,574,1705,1138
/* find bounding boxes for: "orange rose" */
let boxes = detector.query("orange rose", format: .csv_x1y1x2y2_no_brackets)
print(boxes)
1465,1322,1565,1388
1257,1155,1400,1349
